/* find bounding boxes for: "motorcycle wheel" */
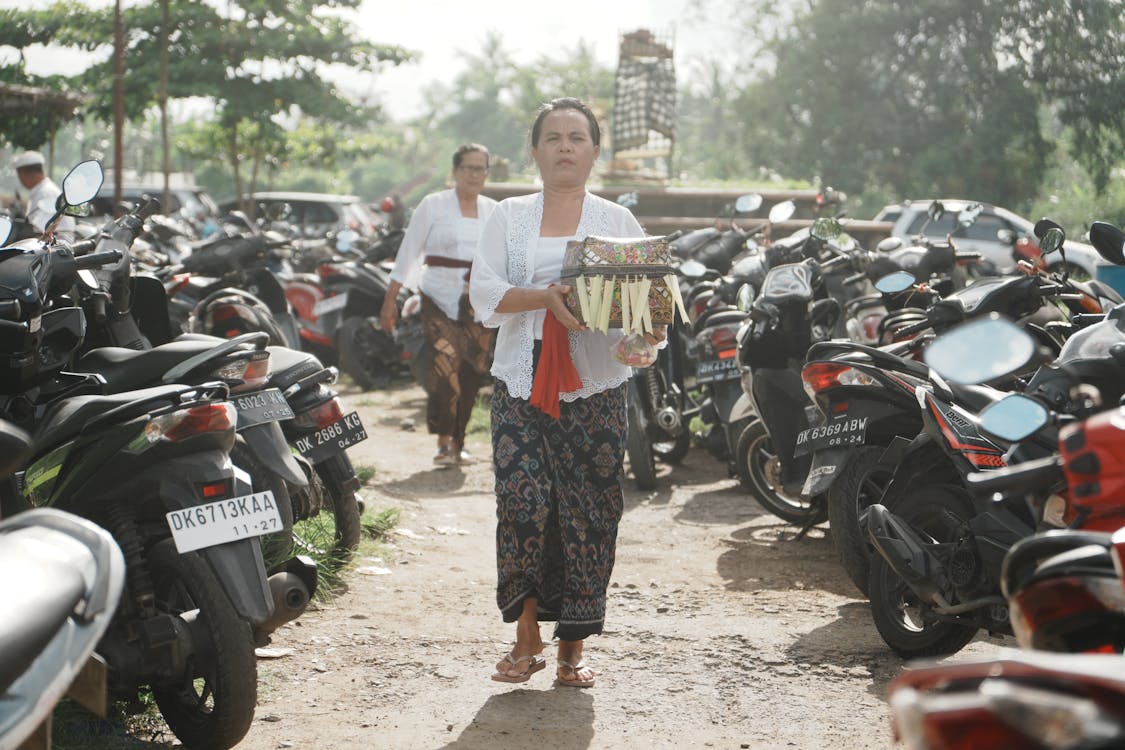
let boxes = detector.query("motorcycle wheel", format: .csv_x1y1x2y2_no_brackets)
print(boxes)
625,380,657,491
827,446,894,597
302,453,363,561
148,539,257,750
337,316,395,390
867,485,978,658
736,419,827,525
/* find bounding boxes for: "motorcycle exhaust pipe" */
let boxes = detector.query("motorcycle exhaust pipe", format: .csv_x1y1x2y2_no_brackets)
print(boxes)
655,407,682,433
252,555,318,646
253,572,311,646
865,504,952,607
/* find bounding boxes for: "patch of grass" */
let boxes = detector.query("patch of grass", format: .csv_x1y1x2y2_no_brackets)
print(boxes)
466,392,493,435
53,691,172,750
291,502,401,601
354,464,376,484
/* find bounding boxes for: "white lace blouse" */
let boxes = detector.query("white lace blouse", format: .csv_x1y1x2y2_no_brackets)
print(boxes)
469,191,645,401
389,189,497,320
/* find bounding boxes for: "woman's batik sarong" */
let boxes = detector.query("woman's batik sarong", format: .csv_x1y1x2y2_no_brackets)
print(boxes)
491,379,626,640
421,294,493,444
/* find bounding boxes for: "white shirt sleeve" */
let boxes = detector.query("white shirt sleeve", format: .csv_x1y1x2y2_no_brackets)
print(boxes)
389,192,436,290
469,201,516,328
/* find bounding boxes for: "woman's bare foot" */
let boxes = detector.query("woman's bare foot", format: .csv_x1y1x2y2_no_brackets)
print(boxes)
556,639,596,687
495,599,545,678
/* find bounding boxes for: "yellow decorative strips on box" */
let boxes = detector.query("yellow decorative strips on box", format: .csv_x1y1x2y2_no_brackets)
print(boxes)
560,236,689,335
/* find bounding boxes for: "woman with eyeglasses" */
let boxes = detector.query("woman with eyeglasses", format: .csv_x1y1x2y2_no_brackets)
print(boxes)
381,143,498,466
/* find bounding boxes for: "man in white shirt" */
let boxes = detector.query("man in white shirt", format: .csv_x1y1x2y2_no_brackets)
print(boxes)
14,150,75,239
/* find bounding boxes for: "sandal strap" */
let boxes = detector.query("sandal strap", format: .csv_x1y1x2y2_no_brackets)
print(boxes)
557,658,586,671
501,651,536,667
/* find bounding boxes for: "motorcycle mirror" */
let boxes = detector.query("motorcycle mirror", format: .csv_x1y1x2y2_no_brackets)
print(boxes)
810,217,843,241
957,203,983,228
0,217,11,246
768,200,796,224
336,228,359,252
734,194,763,214
928,201,945,222
978,394,1049,443
736,283,755,312
996,228,1017,245
1033,217,1063,241
615,191,639,209
1039,227,1066,256
874,271,915,294
1089,222,1125,265
679,259,708,279
923,315,1037,384
61,160,104,207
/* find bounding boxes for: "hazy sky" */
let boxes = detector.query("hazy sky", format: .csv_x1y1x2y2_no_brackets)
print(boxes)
0,0,730,119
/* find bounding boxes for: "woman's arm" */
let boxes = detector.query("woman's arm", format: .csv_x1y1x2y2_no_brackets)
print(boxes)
496,285,585,331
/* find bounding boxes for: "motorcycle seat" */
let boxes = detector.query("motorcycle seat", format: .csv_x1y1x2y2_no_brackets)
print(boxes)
0,535,87,694
34,384,190,449
78,340,224,393
694,307,745,333
266,345,324,390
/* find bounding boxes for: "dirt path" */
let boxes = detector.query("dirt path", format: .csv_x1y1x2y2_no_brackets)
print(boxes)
237,381,1005,750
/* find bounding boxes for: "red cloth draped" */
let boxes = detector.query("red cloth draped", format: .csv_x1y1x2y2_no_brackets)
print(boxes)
529,310,582,418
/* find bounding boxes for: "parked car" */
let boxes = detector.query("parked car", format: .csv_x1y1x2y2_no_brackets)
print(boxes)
89,184,220,224
219,192,381,239
874,199,1101,278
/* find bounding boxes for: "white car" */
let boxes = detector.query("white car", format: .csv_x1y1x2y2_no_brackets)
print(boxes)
874,199,1101,279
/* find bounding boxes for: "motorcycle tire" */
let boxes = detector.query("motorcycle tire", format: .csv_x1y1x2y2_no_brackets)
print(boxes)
337,316,395,391
827,446,894,597
867,485,978,658
653,429,691,465
148,539,257,750
736,419,827,525
309,452,363,561
625,380,657,491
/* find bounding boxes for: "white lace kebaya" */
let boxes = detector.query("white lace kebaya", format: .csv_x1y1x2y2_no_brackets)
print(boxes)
469,191,645,401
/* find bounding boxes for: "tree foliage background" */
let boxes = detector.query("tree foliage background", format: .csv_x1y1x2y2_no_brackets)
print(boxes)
2,0,1124,232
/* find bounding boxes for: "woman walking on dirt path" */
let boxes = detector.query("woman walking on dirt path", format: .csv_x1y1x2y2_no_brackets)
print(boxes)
469,98,661,688
381,144,498,467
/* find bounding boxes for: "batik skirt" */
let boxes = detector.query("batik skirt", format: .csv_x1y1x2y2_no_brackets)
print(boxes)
491,378,627,640
420,294,493,444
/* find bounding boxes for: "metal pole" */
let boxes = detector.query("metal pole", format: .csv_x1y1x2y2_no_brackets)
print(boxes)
113,0,124,216
160,0,170,212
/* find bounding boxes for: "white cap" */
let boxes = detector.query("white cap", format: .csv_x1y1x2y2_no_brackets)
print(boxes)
13,151,45,169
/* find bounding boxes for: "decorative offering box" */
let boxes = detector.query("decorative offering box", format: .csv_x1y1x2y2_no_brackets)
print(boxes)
560,235,687,335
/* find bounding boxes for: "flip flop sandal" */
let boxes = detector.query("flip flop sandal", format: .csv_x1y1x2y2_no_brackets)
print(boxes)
491,652,547,683
556,658,597,688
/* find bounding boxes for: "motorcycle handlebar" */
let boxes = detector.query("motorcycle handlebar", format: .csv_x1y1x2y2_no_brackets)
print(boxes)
843,271,867,286
966,454,1063,494
75,250,125,270
134,196,161,221
70,239,98,256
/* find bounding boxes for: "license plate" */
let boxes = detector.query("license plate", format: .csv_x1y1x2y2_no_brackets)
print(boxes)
234,388,294,428
312,293,347,316
293,411,368,462
794,416,868,456
696,358,740,384
166,491,283,553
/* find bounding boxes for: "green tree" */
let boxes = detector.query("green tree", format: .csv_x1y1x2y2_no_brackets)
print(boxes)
2,1,411,207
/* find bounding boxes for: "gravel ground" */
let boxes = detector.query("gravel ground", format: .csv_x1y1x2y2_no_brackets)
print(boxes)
234,381,1006,750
